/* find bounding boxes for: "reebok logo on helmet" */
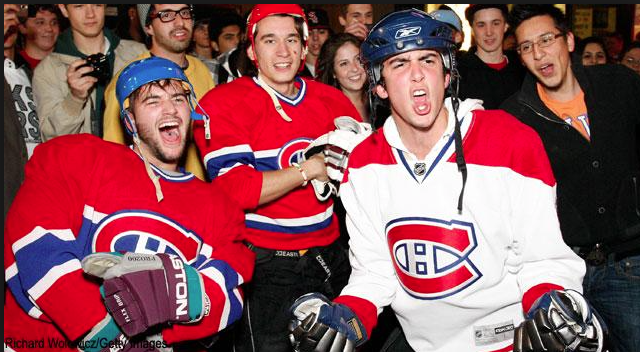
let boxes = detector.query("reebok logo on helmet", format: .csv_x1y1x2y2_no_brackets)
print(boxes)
395,26,421,39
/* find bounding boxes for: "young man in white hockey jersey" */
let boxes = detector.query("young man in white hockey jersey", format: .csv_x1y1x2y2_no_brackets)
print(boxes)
4,56,254,352
288,9,607,352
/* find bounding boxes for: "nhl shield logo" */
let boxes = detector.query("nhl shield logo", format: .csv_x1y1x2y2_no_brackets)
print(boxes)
277,137,313,169
386,217,481,300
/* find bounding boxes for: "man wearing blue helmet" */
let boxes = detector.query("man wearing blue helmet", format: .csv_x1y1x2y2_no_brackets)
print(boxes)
288,9,595,352
4,56,255,352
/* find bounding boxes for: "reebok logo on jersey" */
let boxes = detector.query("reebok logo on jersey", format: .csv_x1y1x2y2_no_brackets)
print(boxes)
474,320,515,346
494,324,514,334
126,256,156,262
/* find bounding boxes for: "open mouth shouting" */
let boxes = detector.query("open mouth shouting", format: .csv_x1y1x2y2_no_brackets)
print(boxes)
412,88,430,115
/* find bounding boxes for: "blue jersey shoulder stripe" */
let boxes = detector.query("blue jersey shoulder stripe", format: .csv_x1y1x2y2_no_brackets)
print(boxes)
13,231,82,291
198,259,243,328
255,155,278,171
206,151,256,179
245,216,333,234
6,274,40,317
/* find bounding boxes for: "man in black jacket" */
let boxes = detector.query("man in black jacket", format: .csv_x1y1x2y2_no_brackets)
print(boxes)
457,4,525,109
501,5,640,352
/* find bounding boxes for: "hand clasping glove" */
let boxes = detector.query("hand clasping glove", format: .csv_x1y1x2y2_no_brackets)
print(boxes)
302,116,372,201
514,289,607,352
81,252,210,337
323,116,372,184
288,292,367,352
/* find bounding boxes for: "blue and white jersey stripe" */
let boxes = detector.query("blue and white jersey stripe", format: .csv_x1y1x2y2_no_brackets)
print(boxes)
204,144,255,179
254,148,280,171
8,226,82,317
245,205,334,234
198,258,244,330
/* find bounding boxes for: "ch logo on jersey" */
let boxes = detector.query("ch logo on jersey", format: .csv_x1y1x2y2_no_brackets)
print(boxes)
91,210,203,263
395,26,421,39
386,217,481,300
277,137,313,169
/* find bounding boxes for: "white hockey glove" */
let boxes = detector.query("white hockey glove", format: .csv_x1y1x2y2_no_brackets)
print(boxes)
324,116,372,183
514,289,607,352
303,116,372,201
303,135,334,202
289,293,367,352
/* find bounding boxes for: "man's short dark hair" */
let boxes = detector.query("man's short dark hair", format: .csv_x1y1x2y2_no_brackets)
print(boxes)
208,9,243,44
508,4,570,35
19,4,59,24
464,4,508,25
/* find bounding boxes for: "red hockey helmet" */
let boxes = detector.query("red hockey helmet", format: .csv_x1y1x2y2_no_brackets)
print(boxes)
247,4,309,45
246,4,309,69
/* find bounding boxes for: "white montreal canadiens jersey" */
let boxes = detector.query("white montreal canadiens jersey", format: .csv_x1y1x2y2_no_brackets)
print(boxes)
337,99,585,352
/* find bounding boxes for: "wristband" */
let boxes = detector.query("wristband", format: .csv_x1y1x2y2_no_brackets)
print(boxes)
291,162,308,187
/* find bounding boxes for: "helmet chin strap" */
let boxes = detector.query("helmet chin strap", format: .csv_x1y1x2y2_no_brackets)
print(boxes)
447,56,466,215
254,72,293,122
127,112,164,202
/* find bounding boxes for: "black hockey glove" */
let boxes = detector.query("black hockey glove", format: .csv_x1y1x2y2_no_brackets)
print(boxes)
514,289,607,352
289,293,367,352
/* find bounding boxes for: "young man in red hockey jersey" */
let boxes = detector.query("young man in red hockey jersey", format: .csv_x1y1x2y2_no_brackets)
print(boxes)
288,9,606,352
193,4,361,351
4,56,254,352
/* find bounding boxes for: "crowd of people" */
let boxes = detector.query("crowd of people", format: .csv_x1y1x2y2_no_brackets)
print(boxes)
4,3,640,352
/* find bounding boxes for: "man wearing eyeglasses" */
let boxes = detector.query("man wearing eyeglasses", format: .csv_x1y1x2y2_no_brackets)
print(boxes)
102,4,214,181
621,41,640,76
501,5,640,352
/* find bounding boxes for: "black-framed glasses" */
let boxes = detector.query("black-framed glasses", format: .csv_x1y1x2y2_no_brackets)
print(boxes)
150,7,193,23
516,32,565,55
623,56,640,67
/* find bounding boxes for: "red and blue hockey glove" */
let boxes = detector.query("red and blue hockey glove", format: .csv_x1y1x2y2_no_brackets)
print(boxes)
289,293,367,352
81,252,210,337
79,314,168,352
514,289,607,352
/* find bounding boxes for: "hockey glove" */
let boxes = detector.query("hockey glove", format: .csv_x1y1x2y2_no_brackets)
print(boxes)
289,293,367,352
514,289,606,352
303,116,372,201
323,116,372,184
79,314,168,352
81,252,210,337
303,133,334,202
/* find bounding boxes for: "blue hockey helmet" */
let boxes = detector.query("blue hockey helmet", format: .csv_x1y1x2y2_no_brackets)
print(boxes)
361,9,456,86
116,56,207,135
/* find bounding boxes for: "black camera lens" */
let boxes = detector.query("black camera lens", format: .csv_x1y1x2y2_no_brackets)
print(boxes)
79,53,111,83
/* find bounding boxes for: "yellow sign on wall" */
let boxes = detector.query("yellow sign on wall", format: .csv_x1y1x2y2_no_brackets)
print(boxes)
574,8,593,39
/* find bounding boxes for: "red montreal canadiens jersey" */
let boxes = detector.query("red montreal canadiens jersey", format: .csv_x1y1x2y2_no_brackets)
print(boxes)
194,76,360,250
4,134,255,351
334,99,585,352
